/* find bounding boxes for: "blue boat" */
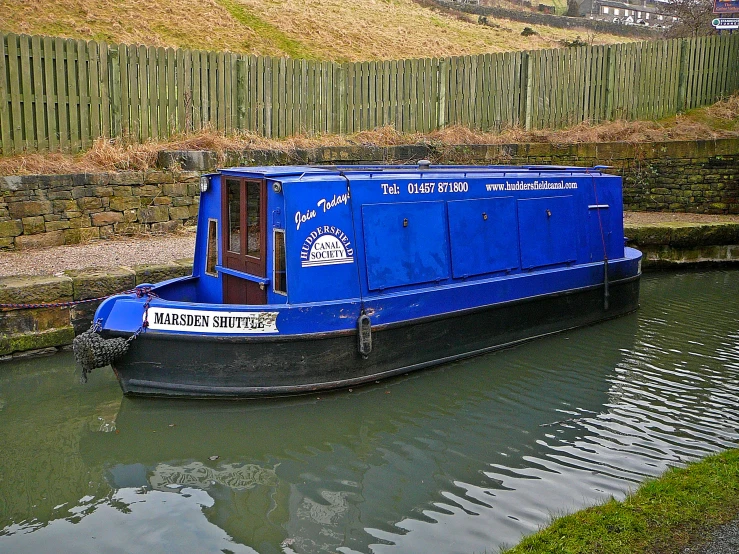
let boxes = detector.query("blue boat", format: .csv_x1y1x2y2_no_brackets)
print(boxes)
75,162,642,398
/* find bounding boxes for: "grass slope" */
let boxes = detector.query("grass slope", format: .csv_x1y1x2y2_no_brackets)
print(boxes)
0,0,633,61
504,449,739,554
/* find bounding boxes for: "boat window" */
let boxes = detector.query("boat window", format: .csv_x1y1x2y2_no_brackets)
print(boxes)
273,229,287,295
246,181,261,258
205,218,218,276
227,179,241,253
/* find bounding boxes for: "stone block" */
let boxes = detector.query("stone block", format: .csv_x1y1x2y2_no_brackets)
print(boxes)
15,231,65,250
153,196,172,205
0,274,73,304
150,220,181,234
113,222,145,235
0,237,14,249
0,306,71,335
171,196,193,207
133,262,192,285
93,186,114,197
77,196,103,211
8,200,53,219
135,184,162,197
157,150,218,171
91,211,124,226
163,182,188,196
99,225,115,239
174,258,195,271
64,227,100,245
112,186,133,197
169,206,191,221
143,171,175,184
68,215,92,229
53,199,78,213
45,220,71,232
122,209,139,223
139,205,170,223
0,327,76,356
65,266,136,301
624,224,671,246
22,216,46,235
109,196,141,211
0,219,23,238
107,172,143,186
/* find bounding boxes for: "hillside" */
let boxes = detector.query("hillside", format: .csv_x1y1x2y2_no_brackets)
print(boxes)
0,0,633,61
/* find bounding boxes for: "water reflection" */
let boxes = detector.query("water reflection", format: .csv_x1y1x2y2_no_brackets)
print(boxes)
1,270,738,554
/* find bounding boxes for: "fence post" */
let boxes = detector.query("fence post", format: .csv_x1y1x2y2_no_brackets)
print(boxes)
605,45,616,121
438,58,447,129
338,63,347,134
236,57,246,131
676,39,689,113
109,47,121,139
522,52,532,131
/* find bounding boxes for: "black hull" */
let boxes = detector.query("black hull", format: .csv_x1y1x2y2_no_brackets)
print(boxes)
110,276,640,398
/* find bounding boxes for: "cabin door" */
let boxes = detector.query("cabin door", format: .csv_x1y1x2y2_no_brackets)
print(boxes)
222,177,267,305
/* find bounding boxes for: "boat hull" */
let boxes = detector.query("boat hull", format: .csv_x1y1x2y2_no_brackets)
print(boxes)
109,275,640,398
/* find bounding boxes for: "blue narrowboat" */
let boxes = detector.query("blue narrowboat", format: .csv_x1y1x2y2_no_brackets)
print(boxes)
77,162,642,398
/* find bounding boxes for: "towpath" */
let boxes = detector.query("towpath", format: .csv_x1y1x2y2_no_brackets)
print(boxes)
1,212,739,278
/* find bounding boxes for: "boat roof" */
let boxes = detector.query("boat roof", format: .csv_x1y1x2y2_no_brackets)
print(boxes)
217,163,612,180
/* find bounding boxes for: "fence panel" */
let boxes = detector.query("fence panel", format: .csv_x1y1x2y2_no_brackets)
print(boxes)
0,32,738,154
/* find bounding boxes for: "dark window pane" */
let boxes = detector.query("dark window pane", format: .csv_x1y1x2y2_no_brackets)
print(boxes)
246,181,261,258
206,219,218,276
227,179,241,253
274,230,287,295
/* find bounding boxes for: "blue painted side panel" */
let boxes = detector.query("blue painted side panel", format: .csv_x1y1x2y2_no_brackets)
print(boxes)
282,176,360,304
447,197,519,278
362,201,449,291
517,196,577,269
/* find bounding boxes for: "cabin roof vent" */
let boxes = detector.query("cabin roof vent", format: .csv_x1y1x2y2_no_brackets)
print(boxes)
418,159,431,170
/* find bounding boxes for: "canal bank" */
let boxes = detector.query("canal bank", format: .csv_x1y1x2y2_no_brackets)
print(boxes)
1,269,737,553
1,212,739,360
502,448,739,554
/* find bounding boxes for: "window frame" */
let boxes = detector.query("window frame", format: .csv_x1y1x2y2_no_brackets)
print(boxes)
273,228,288,296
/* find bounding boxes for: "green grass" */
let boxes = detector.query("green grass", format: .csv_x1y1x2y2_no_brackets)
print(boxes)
504,449,739,554
214,0,319,60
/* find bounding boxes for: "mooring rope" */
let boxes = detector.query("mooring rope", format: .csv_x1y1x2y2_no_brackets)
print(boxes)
0,285,155,310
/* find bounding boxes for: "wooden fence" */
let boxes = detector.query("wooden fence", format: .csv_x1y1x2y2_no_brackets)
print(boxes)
1,32,738,154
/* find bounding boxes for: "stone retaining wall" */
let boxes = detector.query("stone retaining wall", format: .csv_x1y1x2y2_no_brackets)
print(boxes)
1,222,738,360
0,261,192,359
0,171,200,250
1,138,738,250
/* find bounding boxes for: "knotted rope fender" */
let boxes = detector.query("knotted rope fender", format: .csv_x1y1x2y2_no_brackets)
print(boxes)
72,287,156,382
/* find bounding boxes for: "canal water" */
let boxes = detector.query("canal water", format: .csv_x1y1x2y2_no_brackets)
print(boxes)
1,270,738,554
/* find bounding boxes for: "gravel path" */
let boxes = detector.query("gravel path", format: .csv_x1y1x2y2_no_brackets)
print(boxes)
1,212,738,278
0,232,196,277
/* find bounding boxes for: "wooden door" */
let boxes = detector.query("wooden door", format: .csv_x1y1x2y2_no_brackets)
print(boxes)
222,178,267,304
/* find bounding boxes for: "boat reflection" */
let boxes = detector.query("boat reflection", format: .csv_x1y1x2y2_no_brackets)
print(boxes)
76,315,638,552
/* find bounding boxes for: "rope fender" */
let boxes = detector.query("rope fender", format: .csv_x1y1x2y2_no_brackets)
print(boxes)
71,287,156,382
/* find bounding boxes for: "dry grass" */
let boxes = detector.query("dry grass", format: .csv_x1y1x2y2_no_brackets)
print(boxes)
1,95,736,177
0,0,634,62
